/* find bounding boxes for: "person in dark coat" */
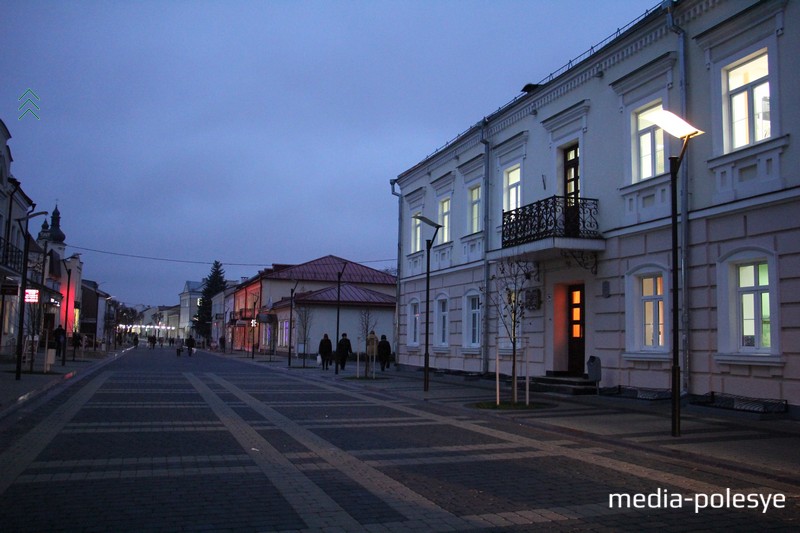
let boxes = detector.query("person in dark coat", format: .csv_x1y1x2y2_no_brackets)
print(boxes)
185,336,196,356
54,325,66,362
318,334,332,370
336,333,352,371
377,334,392,371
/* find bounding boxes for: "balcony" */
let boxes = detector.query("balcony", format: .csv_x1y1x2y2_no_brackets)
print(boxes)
0,238,24,274
502,196,602,248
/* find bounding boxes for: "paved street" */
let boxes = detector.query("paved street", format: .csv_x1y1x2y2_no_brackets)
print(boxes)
0,348,798,532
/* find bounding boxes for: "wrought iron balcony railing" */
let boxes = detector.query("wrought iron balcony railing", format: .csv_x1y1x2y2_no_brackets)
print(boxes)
0,238,24,274
502,195,601,248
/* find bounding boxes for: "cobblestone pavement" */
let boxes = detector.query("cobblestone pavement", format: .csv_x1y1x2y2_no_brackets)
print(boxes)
0,348,797,532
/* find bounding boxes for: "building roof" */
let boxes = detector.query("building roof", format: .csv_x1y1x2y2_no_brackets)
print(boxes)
273,283,395,309
266,255,396,285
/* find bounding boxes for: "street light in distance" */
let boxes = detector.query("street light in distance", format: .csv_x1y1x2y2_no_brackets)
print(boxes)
412,213,442,392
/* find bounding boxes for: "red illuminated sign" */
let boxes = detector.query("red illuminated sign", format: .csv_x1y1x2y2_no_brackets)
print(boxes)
24,289,40,303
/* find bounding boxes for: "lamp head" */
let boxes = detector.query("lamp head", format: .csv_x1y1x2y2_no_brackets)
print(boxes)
412,214,442,229
649,109,704,139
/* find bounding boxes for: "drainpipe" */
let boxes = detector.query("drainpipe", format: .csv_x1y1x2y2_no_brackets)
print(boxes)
390,179,402,365
480,118,492,375
667,2,690,395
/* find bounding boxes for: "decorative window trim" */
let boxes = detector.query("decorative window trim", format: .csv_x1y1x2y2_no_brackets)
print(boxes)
624,263,671,356
407,298,421,347
541,99,591,142
463,290,482,349
715,247,780,357
432,171,455,197
434,293,449,347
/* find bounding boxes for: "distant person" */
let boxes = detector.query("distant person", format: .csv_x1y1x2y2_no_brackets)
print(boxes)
186,336,196,357
336,333,352,371
133,333,139,349
53,325,66,362
176,337,184,357
71,332,83,359
318,333,332,370
377,334,391,371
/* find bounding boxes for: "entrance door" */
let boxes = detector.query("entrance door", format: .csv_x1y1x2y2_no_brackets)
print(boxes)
563,144,580,237
567,284,585,375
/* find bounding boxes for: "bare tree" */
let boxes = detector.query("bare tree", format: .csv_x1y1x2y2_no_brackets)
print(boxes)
359,307,378,377
485,256,537,403
295,304,314,365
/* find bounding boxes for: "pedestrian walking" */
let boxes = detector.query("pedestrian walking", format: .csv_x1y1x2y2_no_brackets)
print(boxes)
366,330,377,377
54,325,66,362
71,332,83,359
377,334,391,371
186,336,196,356
133,333,139,349
336,333,352,371
176,337,184,357
318,333,332,370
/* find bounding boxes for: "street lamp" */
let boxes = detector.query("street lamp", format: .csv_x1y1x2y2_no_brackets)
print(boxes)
413,214,442,392
650,109,703,437
335,261,348,374
287,280,299,367
14,210,48,380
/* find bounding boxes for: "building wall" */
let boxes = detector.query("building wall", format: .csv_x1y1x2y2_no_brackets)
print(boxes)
394,0,800,408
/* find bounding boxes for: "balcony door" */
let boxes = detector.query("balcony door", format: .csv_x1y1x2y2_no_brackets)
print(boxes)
563,144,580,237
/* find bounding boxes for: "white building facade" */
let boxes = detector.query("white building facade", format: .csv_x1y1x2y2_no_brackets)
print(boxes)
393,0,800,413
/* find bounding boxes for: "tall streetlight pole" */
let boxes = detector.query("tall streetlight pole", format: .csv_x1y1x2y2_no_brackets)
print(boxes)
14,210,48,380
287,280,299,367
650,110,703,438
61,260,72,365
413,214,442,392
335,261,348,375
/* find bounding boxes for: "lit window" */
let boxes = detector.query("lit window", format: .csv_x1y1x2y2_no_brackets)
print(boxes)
641,274,664,347
468,186,481,234
436,296,449,346
466,294,481,347
738,262,770,349
504,166,521,212
409,300,420,345
438,198,450,244
411,212,422,253
727,52,770,150
636,104,665,181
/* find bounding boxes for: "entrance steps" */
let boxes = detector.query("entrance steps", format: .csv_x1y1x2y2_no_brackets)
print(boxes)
526,372,599,395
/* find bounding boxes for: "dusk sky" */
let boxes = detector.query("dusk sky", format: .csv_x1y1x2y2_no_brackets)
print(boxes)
3,0,657,307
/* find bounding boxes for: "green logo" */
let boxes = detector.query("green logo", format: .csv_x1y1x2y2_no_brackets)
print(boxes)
18,89,40,120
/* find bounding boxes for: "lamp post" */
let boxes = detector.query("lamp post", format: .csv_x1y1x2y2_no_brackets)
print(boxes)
14,210,48,380
413,214,442,392
287,280,299,367
335,261,348,375
650,110,703,437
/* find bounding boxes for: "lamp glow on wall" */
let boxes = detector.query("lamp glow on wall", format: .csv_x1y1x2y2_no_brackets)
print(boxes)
412,213,442,392
649,109,703,437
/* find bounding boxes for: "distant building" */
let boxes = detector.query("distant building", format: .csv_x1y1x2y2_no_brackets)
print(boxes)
179,281,203,338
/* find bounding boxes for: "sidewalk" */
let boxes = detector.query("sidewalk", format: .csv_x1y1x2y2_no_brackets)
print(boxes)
0,347,127,420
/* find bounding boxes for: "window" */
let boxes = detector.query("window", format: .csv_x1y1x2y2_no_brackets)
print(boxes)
504,165,521,212
623,266,670,360
408,300,420,346
715,248,780,362
438,198,450,244
468,186,481,234
435,296,448,346
641,274,664,348
727,52,770,150
636,104,665,181
465,293,481,347
737,262,770,350
411,212,422,253
279,320,289,347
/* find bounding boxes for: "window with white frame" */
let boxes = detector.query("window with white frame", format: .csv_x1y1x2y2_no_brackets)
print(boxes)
641,274,664,348
435,295,449,346
726,51,770,151
465,293,481,347
408,300,420,346
623,265,670,359
715,248,779,361
468,185,481,234
504,165,521,212
438,197,451,244
411,212,422,253
279,320,289,347
737,262,770,350
636,103,665,181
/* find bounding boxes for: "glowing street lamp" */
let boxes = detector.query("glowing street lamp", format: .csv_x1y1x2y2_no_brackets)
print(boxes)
649,110,703,437
413,214,442,392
